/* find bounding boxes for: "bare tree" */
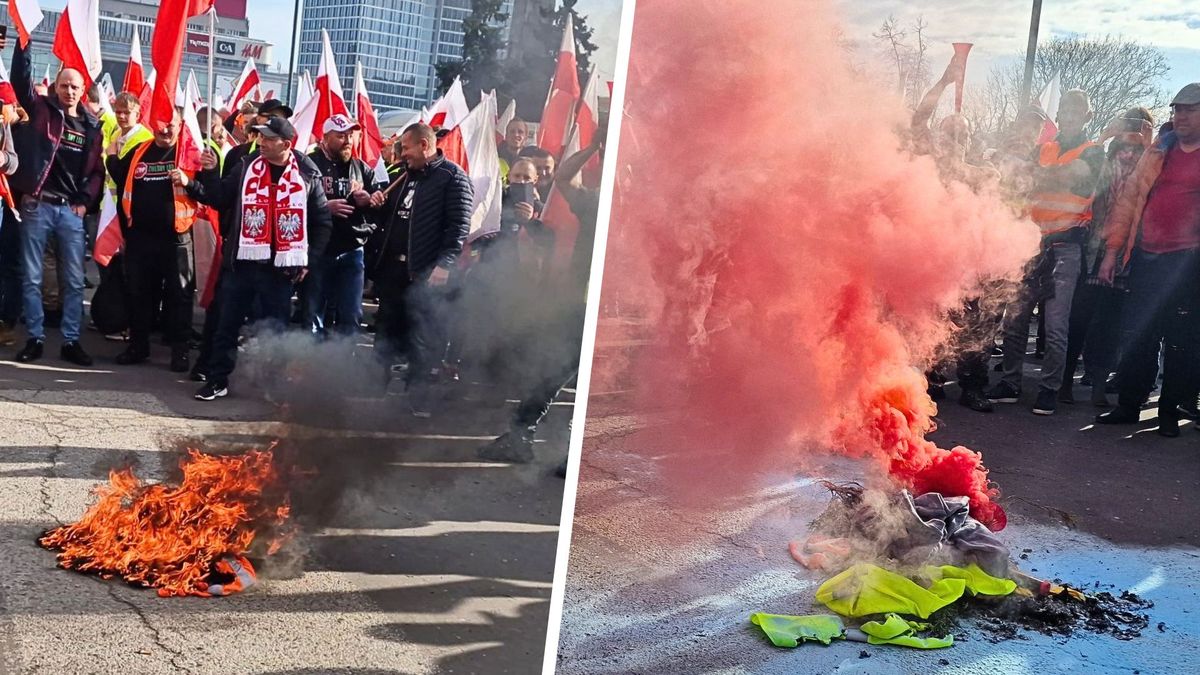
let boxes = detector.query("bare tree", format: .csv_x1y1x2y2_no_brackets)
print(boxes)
871,15,936,109
872,16,907,96
970,35,1170,139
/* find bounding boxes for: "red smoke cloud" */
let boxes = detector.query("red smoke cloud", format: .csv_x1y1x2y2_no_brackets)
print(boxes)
599,0,1040,529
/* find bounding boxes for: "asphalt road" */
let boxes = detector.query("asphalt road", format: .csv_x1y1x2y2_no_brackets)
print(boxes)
0,326,569,674
556,327,1200,674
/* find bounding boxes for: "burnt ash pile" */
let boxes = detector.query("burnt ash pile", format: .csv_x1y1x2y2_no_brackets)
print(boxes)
803,481,1156,642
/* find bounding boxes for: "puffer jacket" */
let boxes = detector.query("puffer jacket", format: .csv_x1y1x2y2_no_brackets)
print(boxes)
8,41,105,209
367,150,472,281
1103,131,1185,265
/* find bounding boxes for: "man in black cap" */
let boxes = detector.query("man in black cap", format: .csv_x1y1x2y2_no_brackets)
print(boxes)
191,116,332,400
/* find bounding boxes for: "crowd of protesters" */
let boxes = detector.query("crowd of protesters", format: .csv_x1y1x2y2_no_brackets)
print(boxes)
915,56,1200,438
0,38,602,469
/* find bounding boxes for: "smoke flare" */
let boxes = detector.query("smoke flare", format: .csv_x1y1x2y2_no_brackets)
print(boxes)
601,0,1040,528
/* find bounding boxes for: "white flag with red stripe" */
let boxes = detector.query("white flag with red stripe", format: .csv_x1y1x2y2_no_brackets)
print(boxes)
571,68,602,187
52,0,103,89
537,19,580,158
314,29,350,135
496,95,516,144
227,57,260,111
353,61,389,183
8,0,43,49
123,28,145,94
40,64,50,89
291,70,318,152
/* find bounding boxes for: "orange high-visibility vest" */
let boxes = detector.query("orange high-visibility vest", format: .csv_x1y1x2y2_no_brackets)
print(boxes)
1029,140,1099,236
121,141,198,235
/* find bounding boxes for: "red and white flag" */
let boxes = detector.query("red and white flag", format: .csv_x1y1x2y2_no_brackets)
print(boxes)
291,70,318,152
149,0,214,131
52,0,103,89
93,188,122,266
123,27,145,94
314,29,350,135
40,64,50,90
8,0,43,49
353,61,388,183
537,19,580,158
137,69,155,125
569,68,602,187
227,57,260,111
496,95,516,145
186,70,204,111
425,77,470,130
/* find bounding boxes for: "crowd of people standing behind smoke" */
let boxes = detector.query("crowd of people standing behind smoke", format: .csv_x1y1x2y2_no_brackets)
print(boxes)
916,55,1200,438
0,36,602,471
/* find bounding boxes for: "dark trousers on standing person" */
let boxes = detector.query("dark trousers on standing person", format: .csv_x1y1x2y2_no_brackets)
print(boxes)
0,206,23,336
192,274,225,380
206,262,295,391
1111,249,1200,421
304,248,366,336
1064,280,1125,397
123,233,194,368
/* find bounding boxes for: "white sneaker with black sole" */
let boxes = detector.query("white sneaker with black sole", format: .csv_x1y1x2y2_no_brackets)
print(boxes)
195,382,228,401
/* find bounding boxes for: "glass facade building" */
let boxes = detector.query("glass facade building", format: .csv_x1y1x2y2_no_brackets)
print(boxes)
297,0,513,113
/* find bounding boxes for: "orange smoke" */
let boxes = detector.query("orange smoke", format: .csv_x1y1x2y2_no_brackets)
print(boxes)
600,1,1039,528
39,449,291,597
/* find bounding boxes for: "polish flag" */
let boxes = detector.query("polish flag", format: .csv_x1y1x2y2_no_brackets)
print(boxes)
186,70,204,111
137,70,155,125
537,19,580,158
353,61,388,183
93,188,122,266
123,28,145,94
1037,72,1062,144
571,68,602,187
40,64,50,90
0,61,14,214
291,70,318,152
313,29,350,135
96,72,115,114
537,70,601,272
149,0,214,132
459,93,502,240
52,0,103,88
424,77,470,130
227,57,260,111
8,0,43,49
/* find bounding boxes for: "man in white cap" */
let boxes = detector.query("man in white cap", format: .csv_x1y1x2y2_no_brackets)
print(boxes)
303,113,383,335
1095,83,1200,436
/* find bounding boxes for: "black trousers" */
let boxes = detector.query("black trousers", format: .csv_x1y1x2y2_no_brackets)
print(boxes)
376,265,448,385
513,306,586,430
124,233,194,351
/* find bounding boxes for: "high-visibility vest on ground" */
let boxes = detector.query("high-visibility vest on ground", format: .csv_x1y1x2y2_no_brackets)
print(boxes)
1029,140,1099,236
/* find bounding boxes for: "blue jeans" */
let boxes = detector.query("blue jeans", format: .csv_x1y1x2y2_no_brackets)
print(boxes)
304,248,365,336
207,262,296,388
20,201,86,341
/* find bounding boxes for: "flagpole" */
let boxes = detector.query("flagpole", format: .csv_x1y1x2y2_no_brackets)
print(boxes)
206,8,216,140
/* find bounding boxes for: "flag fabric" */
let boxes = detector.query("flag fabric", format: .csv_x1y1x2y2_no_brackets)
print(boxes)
227,57,260,111
150,0,214,132
571,68,602,187
137,70,155,126
40,64,50,89
425,77,470,130
537,19,580,158
193,207,221,307
186,70,203,112
291,70,318,152
313,29,350,135
353,61,388,183
52,0,103,88
179,72,205,172
1037,72,1062,144
96,73,115,115
459,93,502,240
0,61,14,216
8,0,43,49
93,188,122,266
496,95,516,145
123,27,145,94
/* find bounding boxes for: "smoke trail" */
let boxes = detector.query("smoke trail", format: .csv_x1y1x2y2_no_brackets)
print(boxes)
600,0,1040,529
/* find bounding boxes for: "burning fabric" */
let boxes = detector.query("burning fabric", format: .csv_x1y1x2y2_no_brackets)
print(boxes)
38,449,291,597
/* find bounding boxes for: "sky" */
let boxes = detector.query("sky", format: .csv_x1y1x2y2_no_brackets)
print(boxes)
835,0,1200,99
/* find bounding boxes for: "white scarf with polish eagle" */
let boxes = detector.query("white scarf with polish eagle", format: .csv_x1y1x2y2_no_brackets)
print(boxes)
237,154,309,267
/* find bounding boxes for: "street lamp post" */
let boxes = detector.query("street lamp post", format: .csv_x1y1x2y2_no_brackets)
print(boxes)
1021,0,1043,105
286,0,303,103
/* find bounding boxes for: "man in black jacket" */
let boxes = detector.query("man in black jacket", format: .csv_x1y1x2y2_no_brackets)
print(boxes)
305,114,381,335
368,123,472,417
191,117,332,401
10,41,105,366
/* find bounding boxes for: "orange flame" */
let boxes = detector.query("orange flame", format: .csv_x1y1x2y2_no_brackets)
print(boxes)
39,448,291,597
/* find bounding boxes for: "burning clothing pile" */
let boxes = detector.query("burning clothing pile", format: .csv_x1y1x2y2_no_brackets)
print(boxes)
751,483,1153,650
39,449,291,597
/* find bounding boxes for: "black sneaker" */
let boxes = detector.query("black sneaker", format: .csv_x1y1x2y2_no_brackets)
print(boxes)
115,346,149,365
985,381,1021,403
60,341,93,367
195,382,228,401
477,431,534,464
959,388,994,413
1032,389,1057,415
16,338,44,362
1096,406,1140,424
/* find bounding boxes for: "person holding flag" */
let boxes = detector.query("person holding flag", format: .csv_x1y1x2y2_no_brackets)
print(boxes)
106,109,203,371
305,114,382,336
9,38,105,366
